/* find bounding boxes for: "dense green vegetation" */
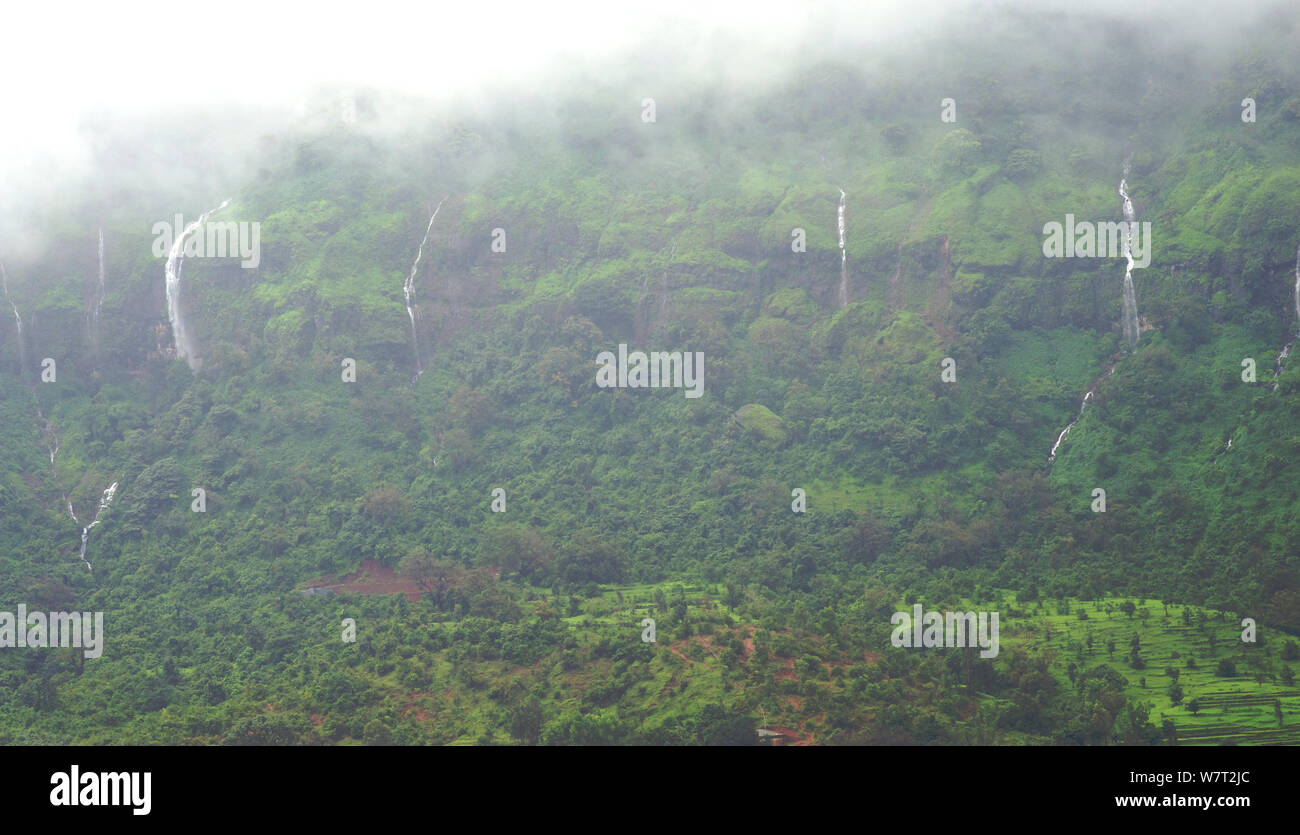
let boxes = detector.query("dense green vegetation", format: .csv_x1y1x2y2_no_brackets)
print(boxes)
2,5,1299,744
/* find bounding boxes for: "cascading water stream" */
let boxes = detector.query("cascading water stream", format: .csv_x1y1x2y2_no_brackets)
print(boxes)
1048,366,1115,464
1049,391,1093,463
837,188,848,308
1272,244,1300,391
1,260,27,372
90,227,106,354
4,266,117,570
1052,164,1142,464
27,365,117,571
165,200,230,370
404,196,447,380
34,402,113,572
75,482,118,572
1118,169,1140,351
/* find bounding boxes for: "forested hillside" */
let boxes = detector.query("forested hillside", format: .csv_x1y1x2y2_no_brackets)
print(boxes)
2,2,1299,744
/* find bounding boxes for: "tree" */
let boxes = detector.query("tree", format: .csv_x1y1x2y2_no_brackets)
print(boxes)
1216,658,1236,677
1121,601,1136,619
694,705,758,746
362,718,393,745
555,529,626,586
446,384,494,436
509,696,544,746
1166,666,1180,683
479,524,553,579
359,486,408,523
933,128,981,175
1187,698,1201,716
398,551,464,605
398,550,439,593
1003,148,1042,180
1168,683,1184,705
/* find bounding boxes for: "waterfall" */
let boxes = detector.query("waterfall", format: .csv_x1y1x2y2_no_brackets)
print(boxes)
1118,173,1140,351
1294,243,1299,326
404,196,447,380
75,482,118,572
1271,245,1300,392
837,188,848,308
1,260,26,372
91,227,106,353
1048,366,1115,464
165,200,230,370
1048,390,1094,463
16,329,117,571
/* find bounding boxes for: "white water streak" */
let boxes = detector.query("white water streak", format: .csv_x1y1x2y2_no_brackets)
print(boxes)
1048,390,1095,463
77,481,118,572
1119,176,1140,351
405,196,448,379
1,260,26,371
837,188,848,308
1294,243,1299,329
91,227,106,350
165,201,230,370
1273,245,1300,392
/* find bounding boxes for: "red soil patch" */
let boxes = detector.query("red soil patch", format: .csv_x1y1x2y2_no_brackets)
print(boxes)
667,633,722,664
304,558,427,602
399,691,438,724
667,642,695,665
864,650,882,663
310,713,324,727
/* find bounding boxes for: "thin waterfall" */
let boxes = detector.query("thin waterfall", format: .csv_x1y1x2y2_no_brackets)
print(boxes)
1049,391,1094,463
75,482,118,573
404,196,447,380
165,200,230,370
1,260,26,372
90,227,106,355
1118,170,1140,351
1048,366,1115,464
1294,243,1299,326
1273,244,1300,392
13,317,117,571
837,188,848,308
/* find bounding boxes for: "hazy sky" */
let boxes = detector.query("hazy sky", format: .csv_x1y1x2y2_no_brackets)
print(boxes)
0,0,1279,188
0,1,942,177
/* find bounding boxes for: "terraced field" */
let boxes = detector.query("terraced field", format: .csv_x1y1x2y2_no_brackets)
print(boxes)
1002,596,1299,745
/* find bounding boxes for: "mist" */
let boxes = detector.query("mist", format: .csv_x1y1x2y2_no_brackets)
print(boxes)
0,0,1294,287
